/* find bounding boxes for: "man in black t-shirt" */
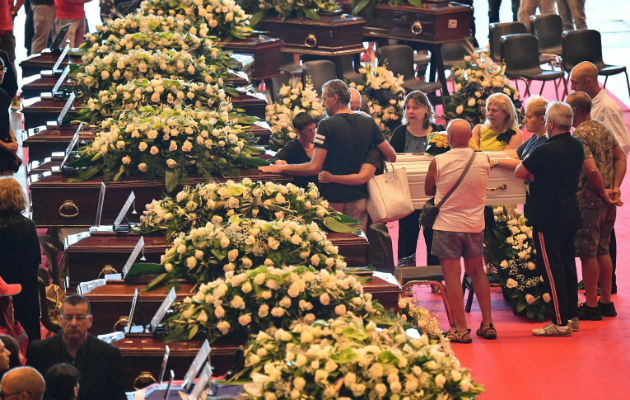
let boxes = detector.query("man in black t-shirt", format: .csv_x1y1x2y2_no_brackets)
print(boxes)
516,101,584,337
260,79,396,230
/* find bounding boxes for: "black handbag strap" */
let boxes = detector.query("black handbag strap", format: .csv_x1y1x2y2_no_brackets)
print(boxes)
435,151,477,209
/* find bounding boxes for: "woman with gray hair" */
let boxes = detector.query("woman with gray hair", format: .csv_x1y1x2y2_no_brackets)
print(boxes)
390,91,444,267
472,92,523,151
0,177,41,340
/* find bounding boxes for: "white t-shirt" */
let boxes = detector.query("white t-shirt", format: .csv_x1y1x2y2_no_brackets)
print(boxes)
591,89,630,155
432,148,490,233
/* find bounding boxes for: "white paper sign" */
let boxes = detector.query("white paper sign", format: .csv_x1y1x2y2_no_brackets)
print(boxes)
189,362,212,400
113,191,135,231
149,287,176,332
125,288,139,334
182,340,211,390
77,279,106,295
121,237,144,279
56,92,75,126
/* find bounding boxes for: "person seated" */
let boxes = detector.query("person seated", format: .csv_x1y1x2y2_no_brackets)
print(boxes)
26,295,122,400
0,276,28,362
44,363,79,400
0,335,21,375
0,366,46,400
472,92,523,151
273,112,318,189
389,90,444,267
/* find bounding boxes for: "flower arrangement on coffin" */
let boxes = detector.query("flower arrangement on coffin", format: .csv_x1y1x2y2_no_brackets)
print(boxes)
442,51,523,127
236,314,484,399
423,131,479,156
265,79,324,150
238,0,340,26
484,206,551,321
148,216,347,289
140,0,253,39
351,0,423,17
68,106,266,191
349,63,405,139
73,48,235,97
162,265,382,341
139,180,358,238
75,78,229,125
397,297,443,340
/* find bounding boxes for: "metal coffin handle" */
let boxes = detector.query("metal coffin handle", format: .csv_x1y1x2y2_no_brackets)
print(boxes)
411,21,423,35
304,34,318,48
58,200,79,218
486,184,507,192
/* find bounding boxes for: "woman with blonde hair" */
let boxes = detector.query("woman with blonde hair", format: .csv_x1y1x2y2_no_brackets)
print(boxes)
0,177,41,340
472,92,523,151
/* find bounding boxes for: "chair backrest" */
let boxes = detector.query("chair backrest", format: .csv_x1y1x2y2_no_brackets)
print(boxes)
376,44,415,80
530,13,562,53
489,22,527,62
501,33,541,72
441,41,472,68
302,59,338,95
562,29,604,72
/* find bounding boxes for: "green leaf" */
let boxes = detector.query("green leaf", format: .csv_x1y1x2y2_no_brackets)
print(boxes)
188,324,199,340
330,348,357,364
336,213,360,224
407,0,422,6
143,273,168,292
352,0,370,15
113,164,125,181
303,8,320,20
125,263,165,277
249,11,265,27
165,169,178,193
323,216,359,234
341,327,368,341
67,165,103,182
378,350,400,365
515,301,527,313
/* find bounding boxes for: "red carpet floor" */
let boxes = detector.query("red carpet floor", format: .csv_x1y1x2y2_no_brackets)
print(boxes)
397,80,630,399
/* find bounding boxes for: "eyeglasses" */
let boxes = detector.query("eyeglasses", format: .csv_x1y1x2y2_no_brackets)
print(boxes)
60,314,91,322
0,67,7,73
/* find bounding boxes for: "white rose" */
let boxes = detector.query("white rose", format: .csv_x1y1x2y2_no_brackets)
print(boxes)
137,163,147,172
121,156,131,165
217,320,230,334
186,256,197,269
166,159,177,168
506,278,518,289
319,293,330,306
525,294,535,304
196,310,208,323
238,314,252,326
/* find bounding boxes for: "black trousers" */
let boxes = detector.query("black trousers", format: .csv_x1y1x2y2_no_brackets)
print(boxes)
610,228,617,289
533,228,578,325
397,209,440,265
488,0,520,23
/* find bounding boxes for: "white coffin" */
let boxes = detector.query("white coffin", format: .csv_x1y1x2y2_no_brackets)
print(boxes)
393,151,526,208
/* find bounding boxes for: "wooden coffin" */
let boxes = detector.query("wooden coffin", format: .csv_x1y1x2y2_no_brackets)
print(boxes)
22,122,271,164
19,49,82,78
63,231,369,288
21,92,267,131
28,171,293,228
113,336,239,392
219,36,283,81
393,152,526,208
258,14,365,56
340,1,472,44
84,273,400,335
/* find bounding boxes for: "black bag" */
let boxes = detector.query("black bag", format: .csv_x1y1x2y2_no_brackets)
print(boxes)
419,151,477,229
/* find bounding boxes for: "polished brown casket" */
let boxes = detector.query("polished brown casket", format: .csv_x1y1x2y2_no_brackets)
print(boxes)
63,231,368,287
19,50,82,78
84,273,400,335
28,171,293,228
219,36,283,81
258,14,365,56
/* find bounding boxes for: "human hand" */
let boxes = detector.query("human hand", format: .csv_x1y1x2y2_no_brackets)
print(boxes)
259,165,279,173
318,171,333,183
274,160,288,165
601,189,616,204
0,142,18,153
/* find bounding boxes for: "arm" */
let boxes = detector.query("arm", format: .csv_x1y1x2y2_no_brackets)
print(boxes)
11,0,24,15
611,144,627,203
377,140,396,162
514,161,534,181
504,127,523,151
493,157,521,170
259,148,326,176
424,159,437,196
472,125,481,147
0,127,18,154
318,163,377,185
582,157,615,204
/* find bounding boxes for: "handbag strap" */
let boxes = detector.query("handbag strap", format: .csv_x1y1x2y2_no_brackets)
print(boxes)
435,151,477,209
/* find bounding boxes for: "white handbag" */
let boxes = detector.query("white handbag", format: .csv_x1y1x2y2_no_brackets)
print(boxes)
366,163,415,223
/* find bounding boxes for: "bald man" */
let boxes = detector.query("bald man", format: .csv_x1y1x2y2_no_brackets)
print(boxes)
0,366,46,400
349,87,362,112
570,61,628,294
424,119,495,343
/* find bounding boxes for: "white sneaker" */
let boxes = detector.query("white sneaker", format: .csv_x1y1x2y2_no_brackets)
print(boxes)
568,317,579,332
531,322,572,337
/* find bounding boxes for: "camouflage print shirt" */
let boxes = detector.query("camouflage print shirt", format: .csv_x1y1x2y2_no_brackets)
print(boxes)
573,119,619,208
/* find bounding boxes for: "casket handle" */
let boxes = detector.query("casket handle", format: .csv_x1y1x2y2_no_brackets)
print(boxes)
58,200,79,219
133,371,157,391
304,34,318,48
486,184,507,191
411,21,423,35
99,265,118,279
113,316,129,332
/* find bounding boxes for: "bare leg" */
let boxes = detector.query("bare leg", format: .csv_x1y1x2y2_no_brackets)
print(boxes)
440,257,468,330
597,254,613,303
580,257,599,307
464,255,493,325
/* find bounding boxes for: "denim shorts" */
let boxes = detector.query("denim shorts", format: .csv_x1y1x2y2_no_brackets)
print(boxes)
431,230,484,259
575,204,616,258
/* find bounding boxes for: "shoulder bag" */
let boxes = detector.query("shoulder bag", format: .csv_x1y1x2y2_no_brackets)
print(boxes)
367,162,415,223
419,151,477,229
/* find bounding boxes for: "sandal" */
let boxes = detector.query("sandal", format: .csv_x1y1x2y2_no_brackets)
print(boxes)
476,322,497,340
445,328,472,344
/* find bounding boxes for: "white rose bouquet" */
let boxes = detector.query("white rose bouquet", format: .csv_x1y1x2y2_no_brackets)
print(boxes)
484,206,551,321
162,265,382,341
350,64,405,139
397,297,443,339
68,106,266,191
149,217,347,289
265,79,324,150
442,51,523,126
238,0,339,25
139,180,358,237
236,313,484,399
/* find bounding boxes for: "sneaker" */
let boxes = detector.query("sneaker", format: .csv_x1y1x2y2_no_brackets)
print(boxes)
568,317,579,332
577,303,602,321
599,301,617,317
531,323,572,337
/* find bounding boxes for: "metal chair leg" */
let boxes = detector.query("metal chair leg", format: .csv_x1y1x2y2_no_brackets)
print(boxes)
604,75,609,89
538,80,547,95
462,274,474,313
625,71,630,98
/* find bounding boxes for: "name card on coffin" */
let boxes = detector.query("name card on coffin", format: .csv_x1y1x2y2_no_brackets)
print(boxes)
22,69,76,100
393,151,526,208
19,47,82,78
21,93,82,130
